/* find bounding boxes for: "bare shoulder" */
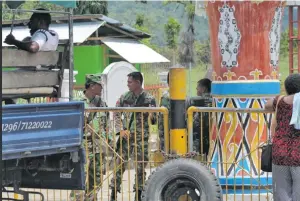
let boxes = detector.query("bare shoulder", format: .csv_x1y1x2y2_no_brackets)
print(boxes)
283,95,294,105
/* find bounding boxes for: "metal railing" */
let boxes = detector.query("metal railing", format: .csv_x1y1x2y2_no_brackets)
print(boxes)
187,106,274,201
3,107,169,201
2,105,277,201
144,84,168,104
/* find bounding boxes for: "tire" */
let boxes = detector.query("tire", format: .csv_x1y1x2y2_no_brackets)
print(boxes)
142,158,222,201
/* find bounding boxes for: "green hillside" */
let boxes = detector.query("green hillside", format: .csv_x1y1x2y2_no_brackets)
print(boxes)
107,2,293,47
108,1,210,46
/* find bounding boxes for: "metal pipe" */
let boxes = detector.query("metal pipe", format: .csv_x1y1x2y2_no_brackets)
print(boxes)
2,8,71,14
289,6,294,74
86,106,170,153
85,107,169,113
68,8,74,101
186,106,275,153
187,106,195,152
187,106,274,114
169,66,187,154
189,62,192,97
163,108,170,154
10,10,16,34
298,6,300,73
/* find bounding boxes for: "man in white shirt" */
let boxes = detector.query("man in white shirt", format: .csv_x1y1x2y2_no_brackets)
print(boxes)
4,8,59,52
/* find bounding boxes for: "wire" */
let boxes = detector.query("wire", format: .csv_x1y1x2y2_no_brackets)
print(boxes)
10,9,16,34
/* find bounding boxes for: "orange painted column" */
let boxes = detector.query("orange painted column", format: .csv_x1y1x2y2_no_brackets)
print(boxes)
206,1,285,193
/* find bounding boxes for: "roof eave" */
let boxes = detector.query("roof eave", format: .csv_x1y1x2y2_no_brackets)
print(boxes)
2,14,151,39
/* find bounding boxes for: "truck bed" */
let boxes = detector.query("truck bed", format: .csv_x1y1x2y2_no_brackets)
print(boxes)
2,102,85,160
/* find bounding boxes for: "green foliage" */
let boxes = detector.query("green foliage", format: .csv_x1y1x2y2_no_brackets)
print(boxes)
2,0,109,20
164,17,181,49
2,1,65,21
194,39,211,66
185,2,195,24
107,1,209,47
134,14,159,52
74,1,108,15
135,14,145,27
280,28,298,58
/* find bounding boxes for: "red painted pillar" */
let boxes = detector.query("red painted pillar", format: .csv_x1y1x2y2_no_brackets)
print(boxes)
206,1,284,193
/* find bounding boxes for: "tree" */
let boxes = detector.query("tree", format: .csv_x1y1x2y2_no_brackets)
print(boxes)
194,39,211,68
134,13,160,52
2,1,64,20
74,1,108,15
280,28,297,58
163,1,196,66
135,14,145,27
164,17,181,49
164,17,181,64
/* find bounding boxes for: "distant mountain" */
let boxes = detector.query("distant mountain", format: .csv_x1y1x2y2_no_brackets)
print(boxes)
108,1,293,47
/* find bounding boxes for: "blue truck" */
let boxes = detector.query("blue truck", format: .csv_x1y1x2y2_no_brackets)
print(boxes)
2,2,85,200
2,102,86,200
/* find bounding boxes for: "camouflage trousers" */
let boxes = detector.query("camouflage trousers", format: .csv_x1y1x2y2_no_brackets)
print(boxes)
158,114,170,152
70,137,107,201
110,132,149,196
193,137,210,155
159,130,165,151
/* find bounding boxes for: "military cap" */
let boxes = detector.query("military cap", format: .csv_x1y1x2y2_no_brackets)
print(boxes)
85,74,103,86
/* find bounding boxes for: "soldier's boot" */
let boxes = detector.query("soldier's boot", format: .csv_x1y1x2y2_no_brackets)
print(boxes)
134,190,142,201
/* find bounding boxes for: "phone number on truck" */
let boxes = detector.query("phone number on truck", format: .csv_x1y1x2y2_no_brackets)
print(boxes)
2,121,53,132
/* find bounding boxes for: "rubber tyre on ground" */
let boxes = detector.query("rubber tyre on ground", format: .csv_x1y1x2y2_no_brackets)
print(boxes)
142,158,222,201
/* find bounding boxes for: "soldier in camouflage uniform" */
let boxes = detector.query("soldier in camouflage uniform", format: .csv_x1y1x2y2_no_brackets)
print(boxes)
158,73,170,151
110,72,157,201
192,78,212,155
70,74,111,201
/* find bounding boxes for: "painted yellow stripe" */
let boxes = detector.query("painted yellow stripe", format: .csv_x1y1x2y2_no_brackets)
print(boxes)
169,68,186,100
170,129,187,154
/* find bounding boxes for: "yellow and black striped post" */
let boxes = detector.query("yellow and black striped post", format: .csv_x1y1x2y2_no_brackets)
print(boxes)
169,65,187,154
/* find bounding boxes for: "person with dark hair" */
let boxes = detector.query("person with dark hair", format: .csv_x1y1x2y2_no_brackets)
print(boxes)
264,73,300,201
4,8,59,53
191,78,213,157
110,71,157,201
70,74,110,201
196,78,212,96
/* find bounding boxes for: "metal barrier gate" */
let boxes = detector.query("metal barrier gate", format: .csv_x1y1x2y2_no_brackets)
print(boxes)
187,106,274,201
3,107,169,201
3,105,276,201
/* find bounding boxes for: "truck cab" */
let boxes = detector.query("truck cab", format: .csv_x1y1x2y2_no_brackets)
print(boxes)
2,40,85,201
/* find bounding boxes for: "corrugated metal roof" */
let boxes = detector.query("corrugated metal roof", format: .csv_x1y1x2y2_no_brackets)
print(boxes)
101,37,170,64
2,21,105,47
5,0,76,9
2,14,151,39
286,0,300,6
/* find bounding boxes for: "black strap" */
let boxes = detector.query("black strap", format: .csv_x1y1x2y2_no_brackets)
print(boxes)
35,29,56,42
35,29,48,42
